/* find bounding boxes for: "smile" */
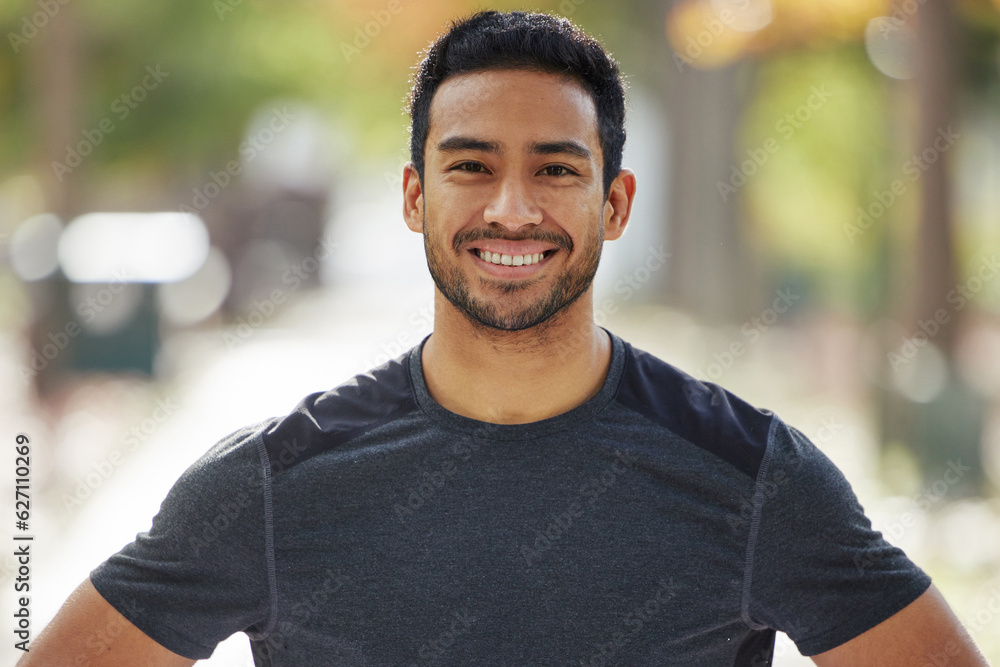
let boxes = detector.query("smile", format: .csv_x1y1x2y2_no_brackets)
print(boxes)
475,250,549,266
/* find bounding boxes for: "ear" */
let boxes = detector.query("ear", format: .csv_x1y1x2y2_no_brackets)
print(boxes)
403,163,424,233
603,168,636,241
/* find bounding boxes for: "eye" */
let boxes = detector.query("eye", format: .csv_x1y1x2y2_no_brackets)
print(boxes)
451,161,489,173
540,165,576,177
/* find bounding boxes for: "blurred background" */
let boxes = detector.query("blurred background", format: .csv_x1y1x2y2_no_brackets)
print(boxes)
1,0,999,664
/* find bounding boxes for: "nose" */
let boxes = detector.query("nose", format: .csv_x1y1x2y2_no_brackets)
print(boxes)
483,175,543,231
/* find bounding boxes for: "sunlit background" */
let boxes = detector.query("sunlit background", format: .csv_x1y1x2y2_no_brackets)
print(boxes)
2,0,1000,664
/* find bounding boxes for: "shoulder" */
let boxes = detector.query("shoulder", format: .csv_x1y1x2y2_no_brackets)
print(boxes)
261,350,419,476
612,339,776,480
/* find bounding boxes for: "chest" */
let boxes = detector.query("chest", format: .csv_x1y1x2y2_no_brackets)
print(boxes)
264,432,761,665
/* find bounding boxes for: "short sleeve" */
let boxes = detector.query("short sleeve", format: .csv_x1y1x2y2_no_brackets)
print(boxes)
89,422,275,660
744,418,932,656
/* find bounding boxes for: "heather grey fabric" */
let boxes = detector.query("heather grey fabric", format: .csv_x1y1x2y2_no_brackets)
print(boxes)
90,331,931,665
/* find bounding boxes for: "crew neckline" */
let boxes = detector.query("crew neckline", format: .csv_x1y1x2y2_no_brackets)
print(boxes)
407,328,626,440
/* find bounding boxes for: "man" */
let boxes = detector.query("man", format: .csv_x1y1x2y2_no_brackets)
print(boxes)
22,10,989,667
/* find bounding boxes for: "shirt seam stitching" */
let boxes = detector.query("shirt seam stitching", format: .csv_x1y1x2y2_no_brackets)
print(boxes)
612,346,768,480
609,399,760,481
741,414,779,631
254,425,279,639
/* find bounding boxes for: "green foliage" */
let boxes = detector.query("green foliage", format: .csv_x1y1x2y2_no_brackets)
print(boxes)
0,0,656,183
740,45,896,311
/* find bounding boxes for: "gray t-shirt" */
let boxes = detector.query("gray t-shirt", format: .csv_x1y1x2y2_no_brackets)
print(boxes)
90,331,931,665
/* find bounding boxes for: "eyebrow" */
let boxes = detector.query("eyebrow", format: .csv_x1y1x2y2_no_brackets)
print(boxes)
529,140,592,160
436,136,592,161
436,136,501,154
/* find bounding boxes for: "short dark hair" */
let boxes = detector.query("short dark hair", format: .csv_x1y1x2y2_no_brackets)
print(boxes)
407,10,627,199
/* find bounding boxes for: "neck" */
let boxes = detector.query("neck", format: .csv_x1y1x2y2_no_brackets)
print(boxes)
421,288,612,424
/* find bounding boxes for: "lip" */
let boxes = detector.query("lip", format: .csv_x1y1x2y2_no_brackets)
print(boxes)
469,247,557,278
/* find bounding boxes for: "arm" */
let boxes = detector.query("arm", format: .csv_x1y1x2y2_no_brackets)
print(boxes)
17,577,195,667
812,584,990,666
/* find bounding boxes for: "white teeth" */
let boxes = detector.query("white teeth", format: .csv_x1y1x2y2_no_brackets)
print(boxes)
476,250,547,266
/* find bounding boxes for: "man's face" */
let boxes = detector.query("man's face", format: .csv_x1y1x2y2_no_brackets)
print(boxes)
405,68,624,332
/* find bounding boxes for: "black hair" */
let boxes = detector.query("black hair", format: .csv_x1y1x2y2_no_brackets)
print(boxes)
407,10,627,199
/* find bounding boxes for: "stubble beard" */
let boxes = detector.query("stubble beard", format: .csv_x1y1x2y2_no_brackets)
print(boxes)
422,210,604,333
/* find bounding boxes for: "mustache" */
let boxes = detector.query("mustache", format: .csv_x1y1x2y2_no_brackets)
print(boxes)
453,227,574,252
